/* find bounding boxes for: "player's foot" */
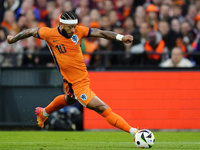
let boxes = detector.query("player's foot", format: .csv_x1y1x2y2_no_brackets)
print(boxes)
35,107,48,128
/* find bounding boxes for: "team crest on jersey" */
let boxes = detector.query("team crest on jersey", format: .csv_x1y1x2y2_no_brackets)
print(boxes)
80,93,87,101
71,34,79,45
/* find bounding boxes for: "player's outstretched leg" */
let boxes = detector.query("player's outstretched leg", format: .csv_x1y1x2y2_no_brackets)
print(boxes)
35,94,76,128
87,96,139,136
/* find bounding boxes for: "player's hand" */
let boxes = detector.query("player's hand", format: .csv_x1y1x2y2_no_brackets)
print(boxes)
122,35,133,44
7,35,14,44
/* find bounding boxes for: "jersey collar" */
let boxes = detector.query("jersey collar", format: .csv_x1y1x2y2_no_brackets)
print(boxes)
57,27,64,37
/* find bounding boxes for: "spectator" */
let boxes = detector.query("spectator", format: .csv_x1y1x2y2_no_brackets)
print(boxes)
111,22,125,52
50,8,62,28
25,9,46,28
195,0,200,11
182,30,197,53
43,1,56,27
118,0,135,19
160,47,193,67
89,9,100,28
22,37,40,67
17,16,28,32
191,14,200,65
3,0,21,12
79,15,98,66
162,0,173,7
131,22,150,46
109,10,121,28
129,22,150,65
103,0,123,21
123,16,135,34
94,0,105,15
186,4,198,22
90,38,113,67
152,0,162,7
172,4,185,23
158,20,171,50
99,15,111,31
62,1,75,12
79,15,90,27
36,0,48,21
75,0,90,19
108,23,126,66
135,6,145,18
144,31,169,65
15,0,40,21
180,0,190,17
134,6,146,29
0,0,21,22
0,30,23,67
25,9,47,48
114,0,124,9
176,20,193,52
181,20,193,37
104,0,114,15
1,10,19,33
0,26,9,44
195,14,200,33
69,0,79,8
135,15,146,30
173,0,184,6
159,4,172,22
194,14,200,49
169,18,182,51
146,4,159,31
56,0,67,10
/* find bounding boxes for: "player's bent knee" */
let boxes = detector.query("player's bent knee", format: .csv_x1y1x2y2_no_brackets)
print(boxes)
65,95,77,105
86,96,109,114
95,105,109,114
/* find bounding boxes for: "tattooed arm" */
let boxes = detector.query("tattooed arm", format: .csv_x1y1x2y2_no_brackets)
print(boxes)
7,28,39,44
90,28,133,44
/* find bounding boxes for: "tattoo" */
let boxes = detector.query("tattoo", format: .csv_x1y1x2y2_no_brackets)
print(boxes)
100,30,117,40
11,28,39,43
90,28,117,40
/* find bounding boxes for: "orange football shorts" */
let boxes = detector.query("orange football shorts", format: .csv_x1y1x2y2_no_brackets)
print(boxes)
63,78,96,107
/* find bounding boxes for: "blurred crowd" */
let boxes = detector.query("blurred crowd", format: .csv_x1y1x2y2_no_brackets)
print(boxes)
1,0,200,68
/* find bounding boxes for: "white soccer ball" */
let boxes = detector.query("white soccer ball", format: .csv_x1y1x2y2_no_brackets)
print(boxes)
134,129,155,148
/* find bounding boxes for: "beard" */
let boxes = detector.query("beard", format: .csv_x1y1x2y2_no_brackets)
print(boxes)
61,29,73,39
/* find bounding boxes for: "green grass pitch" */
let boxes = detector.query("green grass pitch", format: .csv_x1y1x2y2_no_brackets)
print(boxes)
0,131,200,150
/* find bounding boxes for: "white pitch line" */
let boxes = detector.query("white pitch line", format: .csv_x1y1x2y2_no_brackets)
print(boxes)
0,142,54,144
0,142,200,144
74,142,200,144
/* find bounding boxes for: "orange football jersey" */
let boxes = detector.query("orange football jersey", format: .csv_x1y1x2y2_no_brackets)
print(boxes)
37,26,91,84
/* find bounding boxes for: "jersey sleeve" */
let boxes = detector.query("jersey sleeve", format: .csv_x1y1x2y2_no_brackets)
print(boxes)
37,27,51,40
78,26,91,37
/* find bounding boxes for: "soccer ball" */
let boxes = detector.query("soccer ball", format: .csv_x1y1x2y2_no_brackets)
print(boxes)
134,129,155,148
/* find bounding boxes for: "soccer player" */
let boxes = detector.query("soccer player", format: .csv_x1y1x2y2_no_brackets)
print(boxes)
7,11,138,136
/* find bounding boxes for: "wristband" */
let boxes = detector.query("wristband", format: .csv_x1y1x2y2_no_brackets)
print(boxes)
116,34,124,41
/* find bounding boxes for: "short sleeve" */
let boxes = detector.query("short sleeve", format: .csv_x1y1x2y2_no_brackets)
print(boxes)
37,27,51,40
78,26,91,37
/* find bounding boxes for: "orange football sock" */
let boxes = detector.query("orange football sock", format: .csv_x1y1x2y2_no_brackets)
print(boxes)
45,94,67,115
101,107,131,133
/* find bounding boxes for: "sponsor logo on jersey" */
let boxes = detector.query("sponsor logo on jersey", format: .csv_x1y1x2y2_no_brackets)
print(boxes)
71,34,79,45
53,40,59,42
80,93,87,100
